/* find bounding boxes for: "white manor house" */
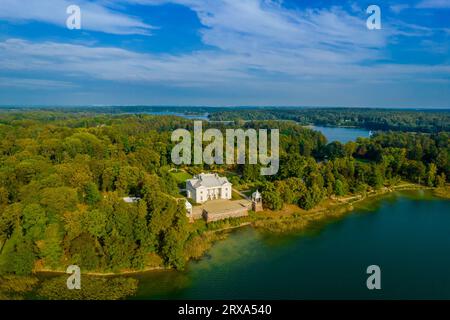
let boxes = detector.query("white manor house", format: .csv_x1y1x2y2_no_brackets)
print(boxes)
186,173,232,203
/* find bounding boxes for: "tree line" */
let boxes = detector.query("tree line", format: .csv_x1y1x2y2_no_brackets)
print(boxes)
241,128,449,211
209,108,450,133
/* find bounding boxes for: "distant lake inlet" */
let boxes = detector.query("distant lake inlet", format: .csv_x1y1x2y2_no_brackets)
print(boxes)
311,126,371,143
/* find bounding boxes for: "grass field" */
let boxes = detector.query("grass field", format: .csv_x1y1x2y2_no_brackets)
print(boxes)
171,170,192,187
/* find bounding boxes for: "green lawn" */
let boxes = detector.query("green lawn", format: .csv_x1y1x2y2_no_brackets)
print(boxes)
171,171,193,186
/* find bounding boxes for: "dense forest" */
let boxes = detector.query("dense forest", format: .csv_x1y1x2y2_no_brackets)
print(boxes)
0,110,448,278
209,108,450,133
3,106,449,133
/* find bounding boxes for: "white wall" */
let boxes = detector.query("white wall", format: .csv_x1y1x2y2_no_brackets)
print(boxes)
196,187,206,203
221,185,232,200
188,184,232,203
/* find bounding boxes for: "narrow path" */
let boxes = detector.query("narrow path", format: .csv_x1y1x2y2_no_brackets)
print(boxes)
233,188,251,200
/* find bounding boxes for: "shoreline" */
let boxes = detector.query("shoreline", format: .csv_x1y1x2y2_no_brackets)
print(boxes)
34,184,448,277
251,184,437,233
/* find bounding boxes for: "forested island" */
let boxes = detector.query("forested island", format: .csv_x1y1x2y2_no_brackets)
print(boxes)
0,107,449,299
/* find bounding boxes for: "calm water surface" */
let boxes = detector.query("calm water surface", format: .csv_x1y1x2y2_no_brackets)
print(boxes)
132,191,450,300
312,126,371,143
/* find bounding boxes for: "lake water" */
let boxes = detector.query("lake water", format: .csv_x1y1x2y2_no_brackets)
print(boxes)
312,126,371,144
133,191,450,300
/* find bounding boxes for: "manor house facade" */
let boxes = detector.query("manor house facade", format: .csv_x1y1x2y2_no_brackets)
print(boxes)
186,173,232,204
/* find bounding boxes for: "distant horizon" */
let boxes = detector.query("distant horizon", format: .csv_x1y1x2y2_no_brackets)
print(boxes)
1,105,450,111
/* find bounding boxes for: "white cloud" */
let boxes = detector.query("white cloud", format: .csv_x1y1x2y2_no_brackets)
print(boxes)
390,4,410,13
0,38,448,88
0,39,250,85
416,0,450,9
128,0,387,60
0,0,155,35
0,0,448,105
0,77,77,89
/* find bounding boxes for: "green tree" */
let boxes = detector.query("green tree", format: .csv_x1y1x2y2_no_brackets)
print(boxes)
22,204,48,241
0,230,35,275
436,173,447,188
161,226,187,270
262,190,283,211
84,182,101,205
69,233,100,271
0,187,8,207
334,179,347,196
427,163,437,187
40,224,63,269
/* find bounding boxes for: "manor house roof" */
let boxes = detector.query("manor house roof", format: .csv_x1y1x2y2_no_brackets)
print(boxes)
187,173,231,189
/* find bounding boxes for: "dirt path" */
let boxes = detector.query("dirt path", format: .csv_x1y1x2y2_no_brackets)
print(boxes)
233,188,250,200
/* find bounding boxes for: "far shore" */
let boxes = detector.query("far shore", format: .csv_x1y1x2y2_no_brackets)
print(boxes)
34,183,449,277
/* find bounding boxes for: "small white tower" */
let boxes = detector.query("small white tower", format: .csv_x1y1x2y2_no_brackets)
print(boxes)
185,200,193,216
252,190,263,212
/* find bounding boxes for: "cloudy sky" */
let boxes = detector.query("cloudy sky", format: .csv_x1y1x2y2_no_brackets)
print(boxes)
0,0,449,107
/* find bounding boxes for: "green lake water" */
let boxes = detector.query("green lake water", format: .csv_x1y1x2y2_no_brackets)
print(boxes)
132,191,450,300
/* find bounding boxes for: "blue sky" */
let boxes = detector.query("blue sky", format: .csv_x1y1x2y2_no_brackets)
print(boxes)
0,0,449,107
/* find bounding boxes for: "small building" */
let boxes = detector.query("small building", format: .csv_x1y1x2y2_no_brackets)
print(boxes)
252,190,263,212
186,173,232,204
123,197,141,203
185,200,193,216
